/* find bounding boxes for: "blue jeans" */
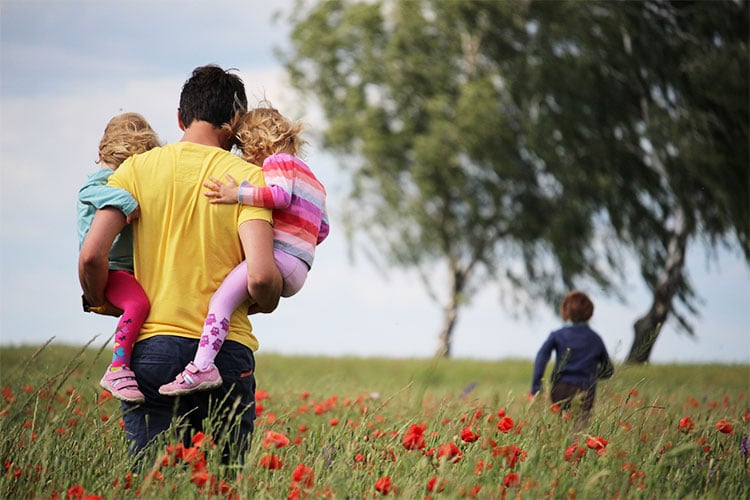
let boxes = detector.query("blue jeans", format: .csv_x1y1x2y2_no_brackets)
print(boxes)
122,336,256,464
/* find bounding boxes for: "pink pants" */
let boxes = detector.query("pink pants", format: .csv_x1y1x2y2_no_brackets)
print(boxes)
105,270,150,368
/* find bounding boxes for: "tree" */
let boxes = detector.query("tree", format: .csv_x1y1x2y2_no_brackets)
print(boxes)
283,0,617,357
281,0,749,359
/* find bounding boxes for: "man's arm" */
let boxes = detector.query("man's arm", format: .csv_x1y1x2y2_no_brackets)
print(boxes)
239,219,282,313
79,207,127,308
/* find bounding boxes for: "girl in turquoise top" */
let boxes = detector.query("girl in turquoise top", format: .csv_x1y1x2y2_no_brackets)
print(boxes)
77,112,160,403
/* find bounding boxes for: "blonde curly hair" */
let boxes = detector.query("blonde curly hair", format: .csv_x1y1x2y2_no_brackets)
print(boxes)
230,105,306,166
98,112,161,168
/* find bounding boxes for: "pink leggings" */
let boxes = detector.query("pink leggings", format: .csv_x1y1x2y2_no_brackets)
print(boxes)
192,251,308,370
105,270,150,368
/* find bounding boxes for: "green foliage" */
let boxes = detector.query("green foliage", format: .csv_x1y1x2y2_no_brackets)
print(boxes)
1,344,749,498
281,0,749,357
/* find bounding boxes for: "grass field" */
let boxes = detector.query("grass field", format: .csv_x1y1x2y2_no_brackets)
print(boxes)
1,341,748,499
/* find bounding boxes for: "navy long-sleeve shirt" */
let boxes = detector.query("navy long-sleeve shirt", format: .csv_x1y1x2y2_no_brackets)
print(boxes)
531,322,613,395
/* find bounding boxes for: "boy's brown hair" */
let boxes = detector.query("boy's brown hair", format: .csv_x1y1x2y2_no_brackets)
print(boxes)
560,290,594,323
98,112,160,168
231,105,306,166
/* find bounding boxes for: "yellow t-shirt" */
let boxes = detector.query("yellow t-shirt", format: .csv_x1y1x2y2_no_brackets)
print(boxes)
108,142,272,351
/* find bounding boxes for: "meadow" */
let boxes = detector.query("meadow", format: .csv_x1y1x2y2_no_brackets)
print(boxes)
1,340,748,499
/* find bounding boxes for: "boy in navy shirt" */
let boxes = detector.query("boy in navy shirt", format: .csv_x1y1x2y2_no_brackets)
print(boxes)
531,290,614,424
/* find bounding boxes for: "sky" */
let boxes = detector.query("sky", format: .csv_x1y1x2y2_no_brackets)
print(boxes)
1,0,748,366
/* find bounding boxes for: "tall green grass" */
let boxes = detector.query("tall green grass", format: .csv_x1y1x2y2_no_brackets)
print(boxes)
1,342,748,498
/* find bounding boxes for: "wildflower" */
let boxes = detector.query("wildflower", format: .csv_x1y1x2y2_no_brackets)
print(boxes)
181,446,205,467
564,444,586,462
461,426,480,443
259,453,283,470
497,416,514,433
586,436,608,450
715,419,733,434
504,472,520,487
191,468,210,488
262,430,291,449
496,444,526,469
374,476,393,495
678,416,695,433
437,442,463,463
426,476,447,493
402,423,426,450
192,431,212,448
474,459,487,475
741,435,748,457
66,485,85,500
292,464,315,489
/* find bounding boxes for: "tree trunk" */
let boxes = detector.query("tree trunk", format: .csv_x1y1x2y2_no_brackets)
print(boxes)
435,295,459,358
626,210,688,364
434,267,464,358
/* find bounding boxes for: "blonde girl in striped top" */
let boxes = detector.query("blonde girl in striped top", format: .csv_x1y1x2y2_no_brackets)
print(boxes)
159,106,329,396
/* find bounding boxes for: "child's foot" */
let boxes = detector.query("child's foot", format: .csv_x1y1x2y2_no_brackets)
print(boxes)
100,366,145,404
158,362,222,396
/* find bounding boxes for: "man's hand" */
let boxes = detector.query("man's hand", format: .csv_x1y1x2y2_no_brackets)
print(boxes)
204,174,240,204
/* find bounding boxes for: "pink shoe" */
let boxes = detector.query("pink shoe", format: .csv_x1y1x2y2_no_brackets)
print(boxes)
100,366,144,404
158,362,223,396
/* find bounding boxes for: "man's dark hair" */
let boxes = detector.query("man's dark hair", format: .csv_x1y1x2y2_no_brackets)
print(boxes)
178,64,248,128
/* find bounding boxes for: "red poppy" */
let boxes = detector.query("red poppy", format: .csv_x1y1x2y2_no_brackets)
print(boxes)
715,419,733,434
374,476,392,495
426,476,447,492
262,430,291,449
437,442,463,463
402,423,426,450
678,417,694,433
66,485,85,500
181,446,205,467
190,468,210,488
503,472,520,487
461,426,480,443
496,444,526,469
564,444,587,462
497,416,514,433
291,464,315,489
259,453,283,470
586,436,608,450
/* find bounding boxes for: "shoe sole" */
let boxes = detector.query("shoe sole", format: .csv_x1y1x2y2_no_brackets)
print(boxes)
158,378,224,396
100,380,145,404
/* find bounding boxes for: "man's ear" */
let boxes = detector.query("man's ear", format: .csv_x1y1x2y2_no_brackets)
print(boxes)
177,109,186,131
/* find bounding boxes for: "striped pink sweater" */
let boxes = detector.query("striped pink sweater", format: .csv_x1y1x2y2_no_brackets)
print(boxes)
238,153,329,268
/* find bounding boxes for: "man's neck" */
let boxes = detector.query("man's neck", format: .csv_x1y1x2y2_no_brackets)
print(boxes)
180,121,230,149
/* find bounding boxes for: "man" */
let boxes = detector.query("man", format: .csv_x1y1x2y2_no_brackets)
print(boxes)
79,65,282,463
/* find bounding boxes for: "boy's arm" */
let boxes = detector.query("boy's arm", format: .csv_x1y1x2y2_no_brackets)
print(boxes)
530,336,555,395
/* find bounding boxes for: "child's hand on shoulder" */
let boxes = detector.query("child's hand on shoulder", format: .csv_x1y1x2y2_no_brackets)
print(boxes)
204,174,240,204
